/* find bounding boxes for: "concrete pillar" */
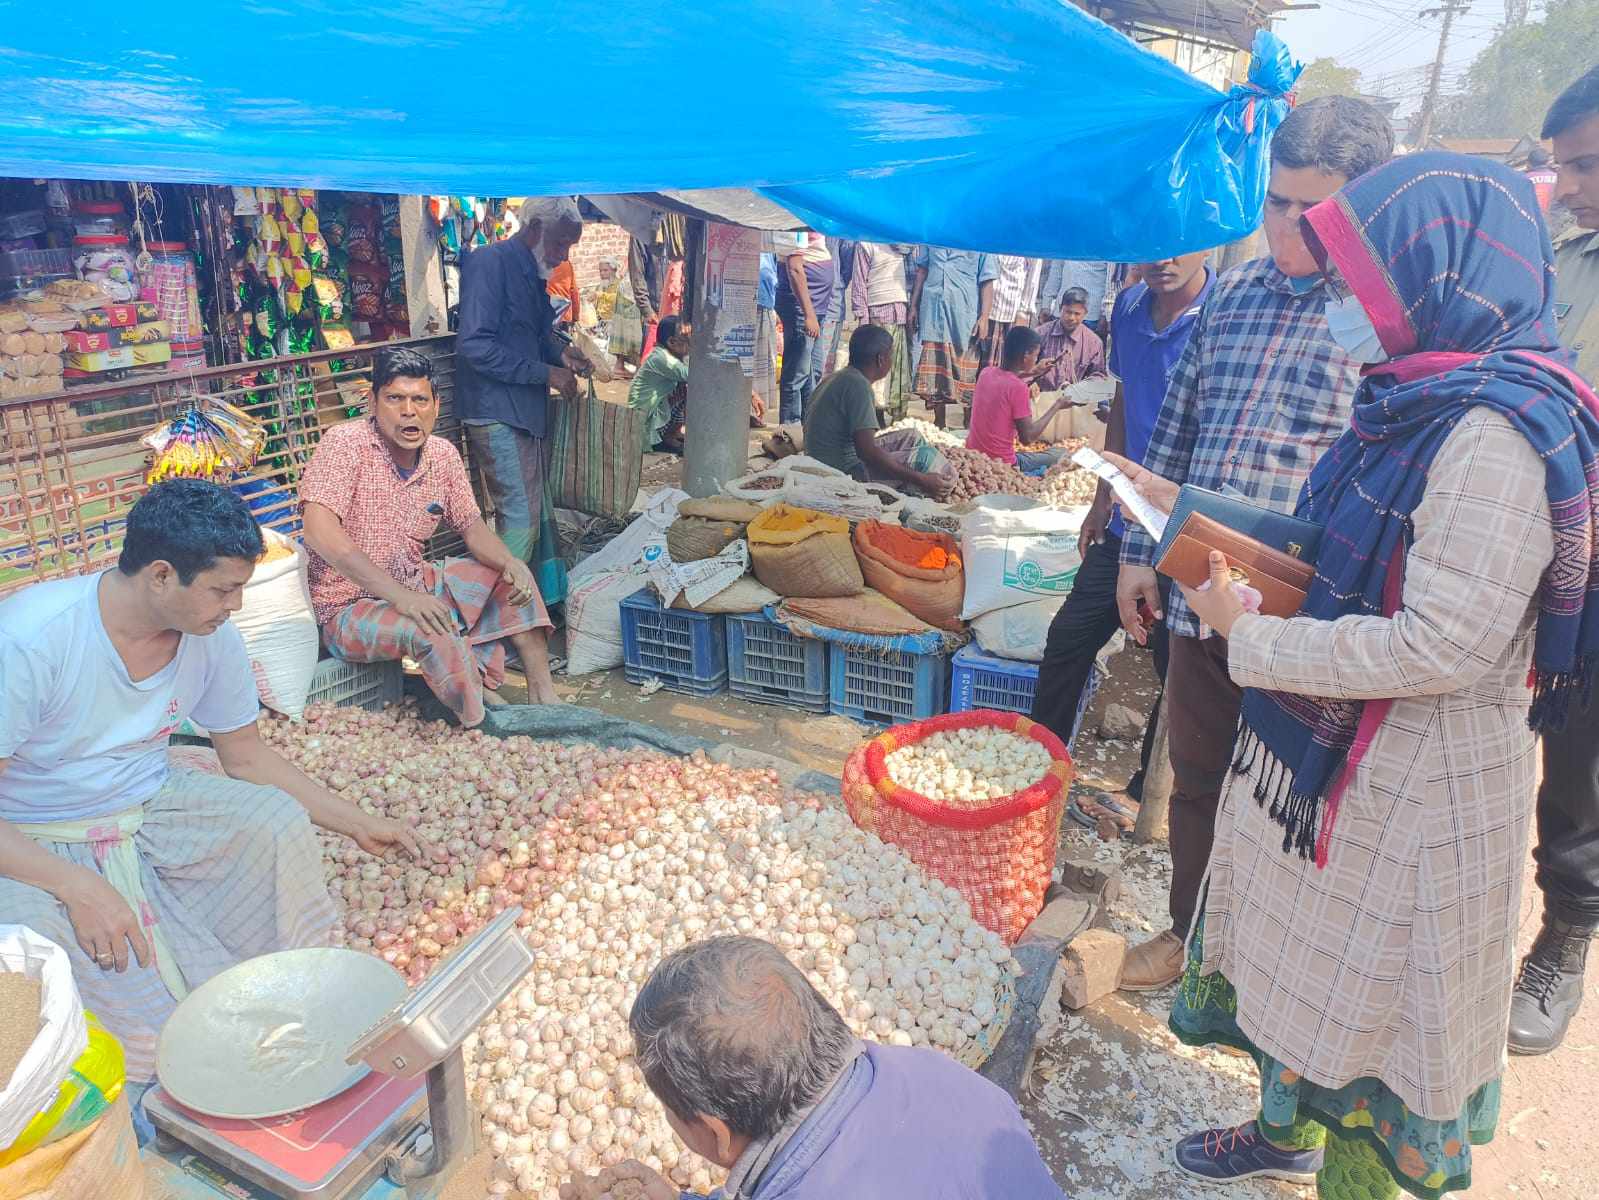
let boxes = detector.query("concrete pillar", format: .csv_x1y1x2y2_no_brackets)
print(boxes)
682,228,755,498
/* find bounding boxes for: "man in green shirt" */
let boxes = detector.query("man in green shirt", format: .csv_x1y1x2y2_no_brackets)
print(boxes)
628,316,692,452
803,324,951,496
1549,65,1599,385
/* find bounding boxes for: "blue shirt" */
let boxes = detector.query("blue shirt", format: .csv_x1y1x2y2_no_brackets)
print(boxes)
911,247,996,352
1105,267,1214,537
455,238,570,439
758,252,778,310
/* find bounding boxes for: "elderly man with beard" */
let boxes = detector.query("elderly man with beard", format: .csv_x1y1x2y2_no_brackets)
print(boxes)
456,196,591,590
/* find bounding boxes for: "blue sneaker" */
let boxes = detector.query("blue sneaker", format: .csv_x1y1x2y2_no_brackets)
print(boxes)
1173,1121,1323,1184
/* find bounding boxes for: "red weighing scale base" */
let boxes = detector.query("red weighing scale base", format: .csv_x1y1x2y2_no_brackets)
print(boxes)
142,1070,428,1200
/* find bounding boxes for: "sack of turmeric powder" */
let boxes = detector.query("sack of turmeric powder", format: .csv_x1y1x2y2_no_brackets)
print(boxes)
747,504,863,598
852,521,965,631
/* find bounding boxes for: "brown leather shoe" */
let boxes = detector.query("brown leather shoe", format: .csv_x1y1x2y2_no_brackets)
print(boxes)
1119,930,1185,992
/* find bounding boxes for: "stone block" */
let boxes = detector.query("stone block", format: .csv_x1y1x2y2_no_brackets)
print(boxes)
1060,928,1127,1010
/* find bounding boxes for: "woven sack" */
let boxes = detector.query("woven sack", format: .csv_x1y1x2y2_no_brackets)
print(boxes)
679,497,763,523
777,589,936,637
671,574,779,613
841,711,1072,943
666,515,744,563
852,521,964,632
747,504,862,598
548,382,646,519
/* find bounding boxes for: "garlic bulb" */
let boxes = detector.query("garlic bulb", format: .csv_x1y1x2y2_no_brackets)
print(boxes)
883,728,1051,805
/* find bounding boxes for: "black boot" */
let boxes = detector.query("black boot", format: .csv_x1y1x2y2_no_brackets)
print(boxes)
1507,915,1594,1056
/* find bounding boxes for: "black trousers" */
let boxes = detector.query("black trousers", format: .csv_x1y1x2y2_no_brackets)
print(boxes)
1534,699,1599,927
1031,534,1170,787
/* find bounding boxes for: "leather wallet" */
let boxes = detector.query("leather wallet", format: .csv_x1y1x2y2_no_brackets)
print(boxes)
1154,485,1324,565
1156,512,1314,618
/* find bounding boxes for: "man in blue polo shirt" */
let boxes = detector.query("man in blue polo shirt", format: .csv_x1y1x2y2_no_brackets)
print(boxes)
1030,250,1212,811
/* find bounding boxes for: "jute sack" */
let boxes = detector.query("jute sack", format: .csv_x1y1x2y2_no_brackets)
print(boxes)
747,504,862,598
679,497,763,523
853,521,964,632
670,574,779,614
0,1094,143,1200
666,516,744,563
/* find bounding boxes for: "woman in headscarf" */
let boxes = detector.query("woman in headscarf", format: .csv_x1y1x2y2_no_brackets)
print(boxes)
1122,152,1599,1198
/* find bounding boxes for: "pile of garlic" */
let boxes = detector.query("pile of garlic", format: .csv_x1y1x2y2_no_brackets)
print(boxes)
470,793,1014,1198
271,708,1016,1200
884,727,1053,807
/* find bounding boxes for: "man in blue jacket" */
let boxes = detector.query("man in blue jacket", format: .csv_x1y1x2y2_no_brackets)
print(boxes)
456,196,590,570
564,936,1065,1200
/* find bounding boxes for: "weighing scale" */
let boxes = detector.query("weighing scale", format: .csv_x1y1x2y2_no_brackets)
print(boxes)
143,907,534,1199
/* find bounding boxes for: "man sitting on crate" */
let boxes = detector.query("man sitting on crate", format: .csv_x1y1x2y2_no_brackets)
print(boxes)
300,345,560,720
0,479,421,1089
559,936,1065,1200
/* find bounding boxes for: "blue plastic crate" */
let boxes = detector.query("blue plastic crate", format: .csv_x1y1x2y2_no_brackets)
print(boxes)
619,588,728,696
726,611,829,713
828,644,948,725
950,643,1038,716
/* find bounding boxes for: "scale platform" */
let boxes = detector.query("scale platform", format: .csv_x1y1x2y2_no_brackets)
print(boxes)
145,1070,426,1200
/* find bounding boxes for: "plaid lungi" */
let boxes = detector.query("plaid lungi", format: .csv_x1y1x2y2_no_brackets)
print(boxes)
322,556,550,728
872,322,912,422
0,760,335,1082
914,339,978,407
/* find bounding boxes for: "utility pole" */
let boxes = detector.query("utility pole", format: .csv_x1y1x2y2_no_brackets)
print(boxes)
1413,0,1470,149
682,225,755,498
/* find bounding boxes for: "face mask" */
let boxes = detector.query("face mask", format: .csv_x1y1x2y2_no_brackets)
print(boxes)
1323,292,1388,364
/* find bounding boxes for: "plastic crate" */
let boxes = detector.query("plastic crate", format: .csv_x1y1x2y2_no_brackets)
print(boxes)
307,656,405,711
619,588,727,696
828,644,949,725
950,643,1039,716
726,611,829,713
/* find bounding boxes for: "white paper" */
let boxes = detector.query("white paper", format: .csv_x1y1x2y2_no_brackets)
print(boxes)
1070,447,1168,541
641,538,750,609
706,224,760,374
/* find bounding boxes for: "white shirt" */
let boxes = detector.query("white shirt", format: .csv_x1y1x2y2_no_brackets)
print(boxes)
0,574,260,822
988,256,1042,323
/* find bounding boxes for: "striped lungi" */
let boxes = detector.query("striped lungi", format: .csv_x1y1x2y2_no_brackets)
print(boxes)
872,322,912,423
0,760,336,1082
754,307,778,411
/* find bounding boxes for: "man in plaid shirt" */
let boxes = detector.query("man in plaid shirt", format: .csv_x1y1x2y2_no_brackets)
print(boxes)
1113,97,1394,996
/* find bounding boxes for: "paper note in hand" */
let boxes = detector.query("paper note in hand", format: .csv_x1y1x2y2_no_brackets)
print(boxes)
1069,447,1168,541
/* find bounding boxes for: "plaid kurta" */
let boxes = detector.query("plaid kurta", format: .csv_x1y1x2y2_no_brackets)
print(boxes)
1120,259,1362,637
1200,409,1553,1121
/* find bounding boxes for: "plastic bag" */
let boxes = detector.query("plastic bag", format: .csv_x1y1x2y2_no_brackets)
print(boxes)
0,1093,143,1200
0,1013,124,1169
549,381,647,519
568,488,688,587
0,929,87,1153
232,529,319,719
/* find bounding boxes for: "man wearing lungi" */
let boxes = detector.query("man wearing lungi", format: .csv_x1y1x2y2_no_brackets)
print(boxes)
302,346,560,721
0,479,421,1082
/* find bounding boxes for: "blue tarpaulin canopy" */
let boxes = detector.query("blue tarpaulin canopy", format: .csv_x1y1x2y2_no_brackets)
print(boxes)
0,2,1299,260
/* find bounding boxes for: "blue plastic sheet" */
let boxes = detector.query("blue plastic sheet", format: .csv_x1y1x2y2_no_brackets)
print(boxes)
0,3,1297,260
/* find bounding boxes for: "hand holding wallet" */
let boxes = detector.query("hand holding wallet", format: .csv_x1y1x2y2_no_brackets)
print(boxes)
1156,503,1318,620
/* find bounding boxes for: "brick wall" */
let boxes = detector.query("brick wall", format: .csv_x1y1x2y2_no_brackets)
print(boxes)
569,223,633,293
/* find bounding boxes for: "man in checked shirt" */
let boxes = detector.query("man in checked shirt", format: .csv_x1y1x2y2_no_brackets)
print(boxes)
1113,96,1395,991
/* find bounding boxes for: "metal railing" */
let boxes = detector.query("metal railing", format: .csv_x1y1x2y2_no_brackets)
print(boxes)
0,335,464,597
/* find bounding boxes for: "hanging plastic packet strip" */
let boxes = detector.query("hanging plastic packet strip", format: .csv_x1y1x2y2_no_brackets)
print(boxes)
142,399,268,483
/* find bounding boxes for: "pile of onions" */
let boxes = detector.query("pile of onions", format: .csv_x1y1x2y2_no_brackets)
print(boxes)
884,418,1098,505
265,706,1016,1200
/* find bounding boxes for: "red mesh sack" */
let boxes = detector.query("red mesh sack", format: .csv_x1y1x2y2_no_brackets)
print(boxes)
842,710,1072,943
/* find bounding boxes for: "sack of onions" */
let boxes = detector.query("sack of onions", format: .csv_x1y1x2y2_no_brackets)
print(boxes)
843,711,1071,943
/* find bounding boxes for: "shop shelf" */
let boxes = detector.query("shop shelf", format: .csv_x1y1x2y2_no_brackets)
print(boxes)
0,247,72,278
619,588,727,697
828,644,948,726
726,610,829,713
308,656,404,711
